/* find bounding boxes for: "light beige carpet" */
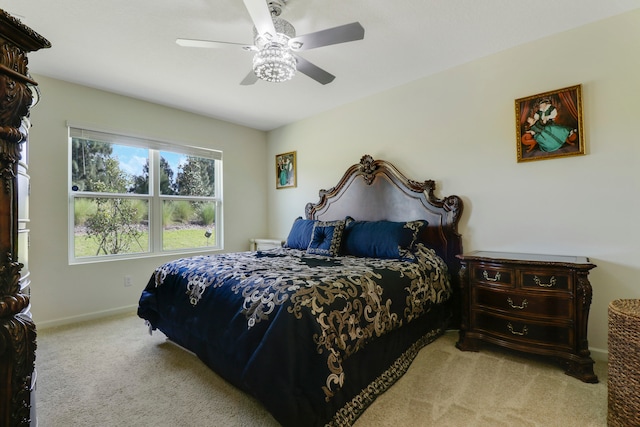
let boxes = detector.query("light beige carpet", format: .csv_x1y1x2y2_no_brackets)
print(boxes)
35,313,607,426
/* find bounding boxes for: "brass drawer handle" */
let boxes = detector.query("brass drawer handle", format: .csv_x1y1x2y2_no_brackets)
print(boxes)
507,297,528,310
534,275,557,288
507,322,528,336
483,270,501,282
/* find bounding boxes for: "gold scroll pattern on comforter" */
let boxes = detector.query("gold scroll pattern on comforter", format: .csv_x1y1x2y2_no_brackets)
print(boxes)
153,243,451,400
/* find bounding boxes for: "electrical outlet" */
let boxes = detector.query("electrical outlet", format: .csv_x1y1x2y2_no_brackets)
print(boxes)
124,275,133,287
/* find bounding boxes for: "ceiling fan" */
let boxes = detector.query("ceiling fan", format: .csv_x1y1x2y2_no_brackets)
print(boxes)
176,0,365,85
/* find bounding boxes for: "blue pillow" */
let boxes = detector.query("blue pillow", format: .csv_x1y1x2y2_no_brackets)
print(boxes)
306,220,345,257
342,219,427,260
285,217,317,250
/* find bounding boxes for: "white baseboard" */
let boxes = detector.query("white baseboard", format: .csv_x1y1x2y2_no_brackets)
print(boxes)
590,346,608,362
36,305,138,330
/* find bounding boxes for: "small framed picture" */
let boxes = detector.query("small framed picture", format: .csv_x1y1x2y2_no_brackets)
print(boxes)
515,84,585,162
275,151,296,189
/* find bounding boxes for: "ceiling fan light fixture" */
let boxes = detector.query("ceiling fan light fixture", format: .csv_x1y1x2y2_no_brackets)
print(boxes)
253,44,296,83
289,40,303,50
176,0,364,85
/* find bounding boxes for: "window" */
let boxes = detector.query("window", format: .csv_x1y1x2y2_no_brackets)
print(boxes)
69,126,222,263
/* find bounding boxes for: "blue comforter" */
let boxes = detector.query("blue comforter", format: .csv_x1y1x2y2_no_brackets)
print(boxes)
138,243,451,426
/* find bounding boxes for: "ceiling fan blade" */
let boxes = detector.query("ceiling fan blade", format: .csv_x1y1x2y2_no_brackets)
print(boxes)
243,0,276,38
240,70,259,85
294,55,335,85
289,22,364,51
176,38,255,50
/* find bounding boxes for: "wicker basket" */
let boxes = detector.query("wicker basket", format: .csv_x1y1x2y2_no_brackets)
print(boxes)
608,299,640,426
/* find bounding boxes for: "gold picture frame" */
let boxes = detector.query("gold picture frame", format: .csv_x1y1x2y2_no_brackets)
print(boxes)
275,151,296,189
515,84,585,162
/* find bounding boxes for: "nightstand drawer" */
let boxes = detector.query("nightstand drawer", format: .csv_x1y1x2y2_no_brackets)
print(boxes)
473,311,573,348
473,287,573,319
521,271,571,291
471,265,514,288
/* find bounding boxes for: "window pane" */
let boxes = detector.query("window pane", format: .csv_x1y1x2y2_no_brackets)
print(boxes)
162,200,216,250
158,152,179,195
73,196,149,257
163,151,216,197
69,127,222,263
71,138,149,194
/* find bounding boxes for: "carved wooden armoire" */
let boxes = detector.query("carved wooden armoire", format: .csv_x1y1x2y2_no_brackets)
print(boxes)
0,10,50,427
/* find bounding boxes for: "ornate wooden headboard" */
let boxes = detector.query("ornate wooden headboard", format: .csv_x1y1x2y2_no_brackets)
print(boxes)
305,154,464,328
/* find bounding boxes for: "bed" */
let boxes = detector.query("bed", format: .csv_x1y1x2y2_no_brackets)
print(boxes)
137,154,463,426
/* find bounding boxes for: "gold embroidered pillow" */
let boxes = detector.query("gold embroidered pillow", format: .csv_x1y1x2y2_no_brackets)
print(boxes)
306,220,345,257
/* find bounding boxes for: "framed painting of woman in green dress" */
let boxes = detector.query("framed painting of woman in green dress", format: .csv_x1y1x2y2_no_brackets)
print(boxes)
515,85,585,162
276,151,297,189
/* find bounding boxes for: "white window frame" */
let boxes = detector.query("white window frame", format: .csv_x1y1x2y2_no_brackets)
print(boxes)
68,124,223,264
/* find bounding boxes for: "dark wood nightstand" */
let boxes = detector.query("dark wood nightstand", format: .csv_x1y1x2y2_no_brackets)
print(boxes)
456,251,598,383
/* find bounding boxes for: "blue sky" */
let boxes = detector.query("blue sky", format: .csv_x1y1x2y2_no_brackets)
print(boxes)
112,144,185,178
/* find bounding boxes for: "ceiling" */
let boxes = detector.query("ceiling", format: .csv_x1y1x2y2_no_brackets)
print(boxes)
4,0,639,131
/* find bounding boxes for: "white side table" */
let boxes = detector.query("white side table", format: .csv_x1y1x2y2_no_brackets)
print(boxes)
249,238,285,251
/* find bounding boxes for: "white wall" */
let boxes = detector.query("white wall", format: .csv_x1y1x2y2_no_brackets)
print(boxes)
266,10,640,355
28,76,268,326
26,10,639,355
